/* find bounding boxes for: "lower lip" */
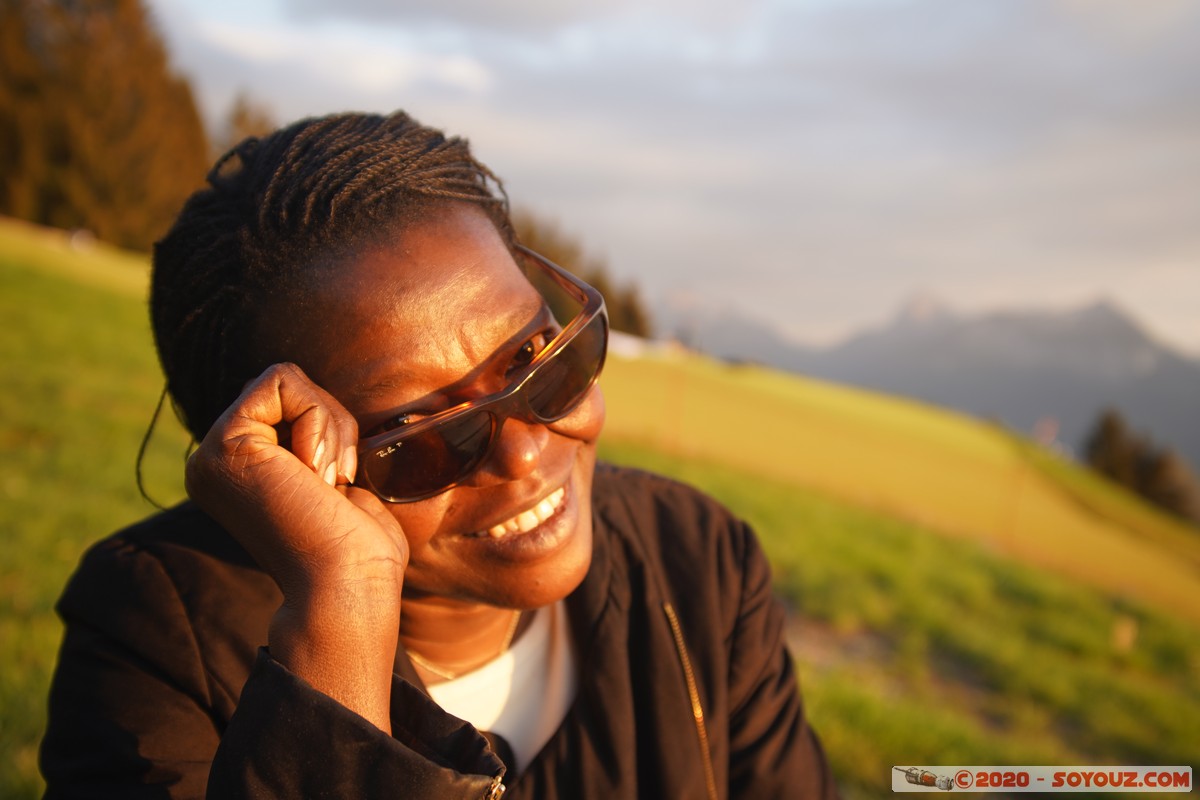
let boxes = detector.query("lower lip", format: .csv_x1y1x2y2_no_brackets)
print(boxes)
465,482,578,563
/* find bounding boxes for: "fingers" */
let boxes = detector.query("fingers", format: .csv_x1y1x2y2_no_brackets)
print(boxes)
185,362,365,532
221,362,359,485
184,363,407,597
279,364,360,486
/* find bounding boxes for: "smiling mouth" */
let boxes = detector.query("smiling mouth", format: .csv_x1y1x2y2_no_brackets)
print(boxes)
482,486,567,539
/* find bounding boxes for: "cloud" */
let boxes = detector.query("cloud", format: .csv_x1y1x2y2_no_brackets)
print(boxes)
284,0,581,32
281,0,762,38
197,20,491,94
1054,0,1199,48
147,0,1200,353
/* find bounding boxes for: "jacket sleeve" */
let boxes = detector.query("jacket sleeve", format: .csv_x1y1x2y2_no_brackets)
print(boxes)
725,523,839,799
41,539,224,799
208,652,504,798
41,535,505,800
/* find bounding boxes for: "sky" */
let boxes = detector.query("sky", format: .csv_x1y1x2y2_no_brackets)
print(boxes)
144,0,1200,355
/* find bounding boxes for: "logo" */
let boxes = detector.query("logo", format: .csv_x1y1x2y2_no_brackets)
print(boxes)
894,767,954,791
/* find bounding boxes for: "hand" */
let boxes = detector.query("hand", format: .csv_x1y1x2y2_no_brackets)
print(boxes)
185,362,406,731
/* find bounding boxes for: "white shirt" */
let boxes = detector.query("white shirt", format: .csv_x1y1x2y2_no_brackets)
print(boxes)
427,601,577,772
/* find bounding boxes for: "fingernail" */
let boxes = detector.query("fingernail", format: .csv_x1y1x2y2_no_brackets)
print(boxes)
323,461,337,486
339,446,357,484
314,439,327,469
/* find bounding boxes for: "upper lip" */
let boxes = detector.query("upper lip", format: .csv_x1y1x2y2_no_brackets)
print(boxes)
470,478,569,536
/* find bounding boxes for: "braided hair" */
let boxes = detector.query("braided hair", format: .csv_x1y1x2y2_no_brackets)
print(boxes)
150,111,512,441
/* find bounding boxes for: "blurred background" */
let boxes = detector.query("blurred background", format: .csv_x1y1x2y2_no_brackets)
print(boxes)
2,0,1198,797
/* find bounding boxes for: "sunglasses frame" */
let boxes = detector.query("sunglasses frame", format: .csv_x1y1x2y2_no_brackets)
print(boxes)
355,246,609,503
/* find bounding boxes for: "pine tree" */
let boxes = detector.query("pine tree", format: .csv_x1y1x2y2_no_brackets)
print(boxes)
214,91,276,159
0,0,50,222
0,0,209,250
611,284,653,339
1084,408,1200,525
1084,409,1140,487
1136,448,1200,524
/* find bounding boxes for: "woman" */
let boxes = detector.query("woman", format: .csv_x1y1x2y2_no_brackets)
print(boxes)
40,112,838,799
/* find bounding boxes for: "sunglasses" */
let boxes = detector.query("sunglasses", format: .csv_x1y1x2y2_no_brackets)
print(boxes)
355,246,609,503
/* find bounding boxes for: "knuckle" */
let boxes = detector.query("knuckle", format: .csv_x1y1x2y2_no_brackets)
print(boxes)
275,361,305,379
263,361,302,383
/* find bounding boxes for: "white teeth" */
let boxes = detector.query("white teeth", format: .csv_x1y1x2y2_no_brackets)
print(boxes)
487,487,566,538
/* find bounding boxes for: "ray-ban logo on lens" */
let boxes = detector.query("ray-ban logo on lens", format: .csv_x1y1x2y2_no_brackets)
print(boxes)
377,444,401,457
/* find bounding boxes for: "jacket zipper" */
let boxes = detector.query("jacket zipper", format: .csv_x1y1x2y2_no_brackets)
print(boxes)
483,773,505,799
663,602,719,800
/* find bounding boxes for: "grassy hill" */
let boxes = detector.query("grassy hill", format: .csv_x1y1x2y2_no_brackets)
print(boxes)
2,217,1197,798
600,348,1200,625
0,220,192,797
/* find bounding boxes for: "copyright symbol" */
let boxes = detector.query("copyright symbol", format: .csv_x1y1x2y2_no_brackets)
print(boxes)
955,770,973,789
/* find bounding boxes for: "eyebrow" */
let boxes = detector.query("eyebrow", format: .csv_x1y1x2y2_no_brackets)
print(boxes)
354,296,551,409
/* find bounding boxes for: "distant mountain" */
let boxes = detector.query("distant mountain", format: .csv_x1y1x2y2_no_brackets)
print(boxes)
660,304,817,367
661,298,1200,471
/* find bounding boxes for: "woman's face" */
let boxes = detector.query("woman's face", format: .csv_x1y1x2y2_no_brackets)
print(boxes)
261,202,605,610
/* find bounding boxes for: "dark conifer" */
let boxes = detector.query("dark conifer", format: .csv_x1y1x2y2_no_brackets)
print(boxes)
214,92,276,159
1084,409,1140,487
0,0,209,250
1084,408,1200,525
1136,448,1200,524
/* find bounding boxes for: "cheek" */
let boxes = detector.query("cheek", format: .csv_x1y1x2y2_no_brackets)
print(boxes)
550,385,605,443
384,495,453,554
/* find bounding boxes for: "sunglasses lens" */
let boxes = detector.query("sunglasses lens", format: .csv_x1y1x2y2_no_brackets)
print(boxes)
527,312,607,421
364,412,493,501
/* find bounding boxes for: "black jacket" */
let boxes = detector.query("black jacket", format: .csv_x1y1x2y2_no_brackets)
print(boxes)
42,464,838,798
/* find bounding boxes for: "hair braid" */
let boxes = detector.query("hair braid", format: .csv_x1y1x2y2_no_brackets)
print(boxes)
150,110,513,441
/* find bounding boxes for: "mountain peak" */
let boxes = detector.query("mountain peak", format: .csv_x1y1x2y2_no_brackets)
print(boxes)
1074,297,1135,323
894,293,954,327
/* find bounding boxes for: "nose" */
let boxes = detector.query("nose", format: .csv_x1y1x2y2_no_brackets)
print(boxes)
476,416,550,482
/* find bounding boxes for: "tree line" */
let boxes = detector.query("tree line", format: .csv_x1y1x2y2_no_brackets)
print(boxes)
0,0,654,336
1084,409,1200,525
0,0,209,251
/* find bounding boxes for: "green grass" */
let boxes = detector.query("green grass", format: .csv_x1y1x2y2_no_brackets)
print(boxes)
598,350,1200,625
3,216,1198,798
0,220,188,796
1017,437,1200,573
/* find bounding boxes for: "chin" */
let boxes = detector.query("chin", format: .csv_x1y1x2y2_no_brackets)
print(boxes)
490,444,598,610
506,520,594,610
